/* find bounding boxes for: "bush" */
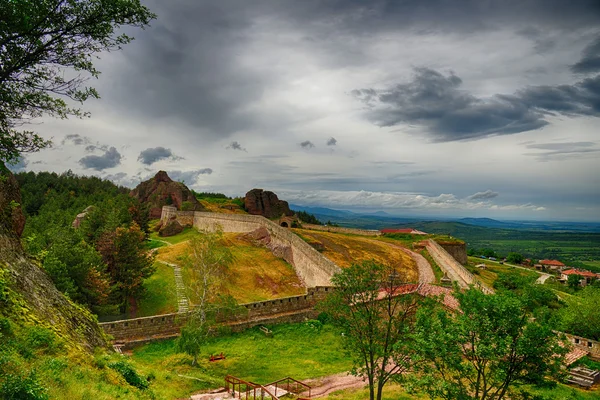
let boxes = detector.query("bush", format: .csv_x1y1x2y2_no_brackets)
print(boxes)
0,371,48,400
24,327,61,354
108,360,149,390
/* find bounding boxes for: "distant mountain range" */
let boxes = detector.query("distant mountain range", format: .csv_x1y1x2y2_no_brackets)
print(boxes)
289,204,600,233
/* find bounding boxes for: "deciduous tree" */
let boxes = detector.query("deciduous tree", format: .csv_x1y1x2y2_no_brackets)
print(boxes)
0,0,155,163
319,261,419,400
410,289,567,400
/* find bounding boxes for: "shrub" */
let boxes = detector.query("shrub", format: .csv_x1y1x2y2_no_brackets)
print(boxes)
108,360,149,390
24,327,61,354
0,371,48,400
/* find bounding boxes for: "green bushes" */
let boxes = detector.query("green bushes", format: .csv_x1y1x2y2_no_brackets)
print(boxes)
0,371,48,400
108,360,150,390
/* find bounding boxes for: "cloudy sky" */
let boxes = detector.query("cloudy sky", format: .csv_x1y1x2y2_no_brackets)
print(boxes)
11,0,600,221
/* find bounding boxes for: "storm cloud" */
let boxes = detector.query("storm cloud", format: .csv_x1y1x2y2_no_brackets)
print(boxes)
137,147,181,165
353,67,600,141
79,147,122,171
571,34,600,74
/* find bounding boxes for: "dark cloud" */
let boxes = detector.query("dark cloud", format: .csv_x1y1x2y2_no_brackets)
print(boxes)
78,147,122,171
61,134,89,146
524,141,600,161
353,68,600,141
137,147,181,165
571,35,600,74
85,144,109,153
468,190,499,201
326,137,337,146
227,141,247,152
300,140,315,149
167,169,213,185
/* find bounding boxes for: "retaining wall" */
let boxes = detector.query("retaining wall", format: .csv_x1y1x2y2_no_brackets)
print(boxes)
438,242,467,265
162,209,341,287
302,224,381,237
427,240,494,294
100,287,333,342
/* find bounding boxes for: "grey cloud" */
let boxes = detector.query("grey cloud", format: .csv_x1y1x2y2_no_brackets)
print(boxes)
61,134,90,146
227,141,247,152
524,141,600,161
468,190,499,201
85,144,109,153
353,67,600,141
137,147,181,165
78,147,122,171
167,168,213,185
571,35,600,74
300,140,315,149
326,137,337,146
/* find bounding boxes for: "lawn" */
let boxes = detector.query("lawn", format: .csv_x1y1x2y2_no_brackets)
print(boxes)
136,262,178,317
465,257,540,288
149,226,202,245
129,322,352,398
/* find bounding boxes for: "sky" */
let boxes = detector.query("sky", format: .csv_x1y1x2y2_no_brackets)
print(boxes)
10,0,600,221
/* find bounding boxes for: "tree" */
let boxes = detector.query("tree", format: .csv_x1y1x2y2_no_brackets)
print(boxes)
319,261,419,400
0,0,155,163
506,252,524,264
410,289,567,400
556,287,600,340
96,222,155,314
567,273,582,290
177,229,234,365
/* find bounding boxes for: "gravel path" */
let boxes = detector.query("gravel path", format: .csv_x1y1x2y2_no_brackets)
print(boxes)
386,243,435,284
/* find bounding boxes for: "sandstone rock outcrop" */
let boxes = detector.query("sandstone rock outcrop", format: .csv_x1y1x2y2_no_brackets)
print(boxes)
72,205,95,228
0,167,25,239
130,171,204,219
159,216,184,237
244,188,293,219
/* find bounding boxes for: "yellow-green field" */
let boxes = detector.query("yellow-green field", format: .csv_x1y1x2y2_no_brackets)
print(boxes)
155,232,305,304
293,229,418,281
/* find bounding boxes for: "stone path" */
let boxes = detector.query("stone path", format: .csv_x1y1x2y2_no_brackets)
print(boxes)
396,246,435,284
536,273,552,284
159,260,189,313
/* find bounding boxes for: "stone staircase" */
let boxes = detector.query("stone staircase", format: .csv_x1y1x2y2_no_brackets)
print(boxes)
567,366,600,388
158,260,189,313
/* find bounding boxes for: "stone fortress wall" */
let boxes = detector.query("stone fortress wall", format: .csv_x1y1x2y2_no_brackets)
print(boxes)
161,206,341,287
301,223,381,237
426,239,494,294
100,287,333,344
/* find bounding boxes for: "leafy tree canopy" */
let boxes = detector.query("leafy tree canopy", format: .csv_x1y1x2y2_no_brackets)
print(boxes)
0,0,155,163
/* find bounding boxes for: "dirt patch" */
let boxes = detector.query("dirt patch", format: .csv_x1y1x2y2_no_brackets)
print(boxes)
300,372,367,398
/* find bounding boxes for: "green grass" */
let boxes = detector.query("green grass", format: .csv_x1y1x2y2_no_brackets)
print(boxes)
136,262,178,317
466,257,540,287
149,226,201,245
130,322,352,398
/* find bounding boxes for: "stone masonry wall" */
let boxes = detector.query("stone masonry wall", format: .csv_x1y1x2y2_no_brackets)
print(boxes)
100,287,333,342
427,240,494,294
302,223,381,237
180,211,341,287
438,242,468,265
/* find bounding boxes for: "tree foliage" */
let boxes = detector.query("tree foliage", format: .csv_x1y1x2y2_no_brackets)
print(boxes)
319,261,418,400
0,0,155,163
410,289,567,400
295,210,322,225
177,229,236,365
556,287,600,340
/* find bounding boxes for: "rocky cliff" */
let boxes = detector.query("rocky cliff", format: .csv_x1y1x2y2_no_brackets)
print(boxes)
244,188,293,219
130,170,204,219
0,166,108,352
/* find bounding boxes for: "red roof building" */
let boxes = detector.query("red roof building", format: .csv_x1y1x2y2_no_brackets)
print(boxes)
561,269,599,286
539,259,566,268
380,228,427,235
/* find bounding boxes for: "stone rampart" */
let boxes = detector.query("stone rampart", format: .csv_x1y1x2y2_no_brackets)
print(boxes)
179,211,341,287
438,242,467,265
562,332,600,359
100,287,334,342
427,240,494,294
302,224,381,237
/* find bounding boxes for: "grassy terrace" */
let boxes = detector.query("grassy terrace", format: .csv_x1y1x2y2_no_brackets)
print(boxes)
137,262,178,317
465,256,540,288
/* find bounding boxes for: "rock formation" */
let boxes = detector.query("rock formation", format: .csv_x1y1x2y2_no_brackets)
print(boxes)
72,205,95,228
0,167,108,352
244,188,294,219
130,170,204,219
158,216,184,237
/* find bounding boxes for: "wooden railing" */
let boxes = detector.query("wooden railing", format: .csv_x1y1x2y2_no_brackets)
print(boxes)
264,376,312,398
225,375,280,400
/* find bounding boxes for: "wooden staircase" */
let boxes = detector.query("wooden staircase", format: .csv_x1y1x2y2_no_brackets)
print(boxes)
224,375,311,400
567,366,600,388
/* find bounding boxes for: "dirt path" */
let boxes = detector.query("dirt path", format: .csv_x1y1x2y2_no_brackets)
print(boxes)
397,247,435,284
300,372,367,398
